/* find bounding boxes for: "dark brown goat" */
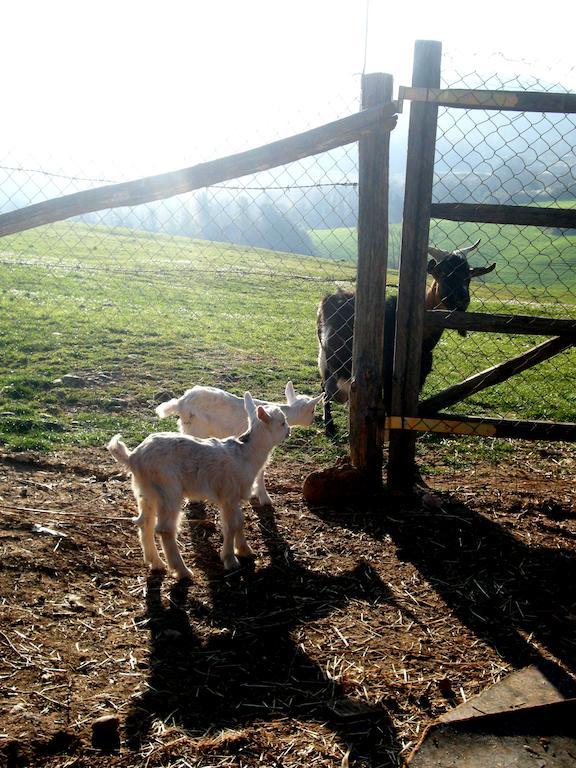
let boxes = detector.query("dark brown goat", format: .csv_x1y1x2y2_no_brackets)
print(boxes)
317,240,496,436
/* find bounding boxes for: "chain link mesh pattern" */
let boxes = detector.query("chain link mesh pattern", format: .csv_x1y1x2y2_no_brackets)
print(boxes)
0,88,376,456
1,54,574,461
415,51,576,441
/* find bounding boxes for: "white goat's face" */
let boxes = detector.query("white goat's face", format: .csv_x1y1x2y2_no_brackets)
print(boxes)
258,405,291,442
289,394,323,426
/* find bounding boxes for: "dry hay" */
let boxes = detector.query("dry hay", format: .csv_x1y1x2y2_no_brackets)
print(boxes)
0,443,575,767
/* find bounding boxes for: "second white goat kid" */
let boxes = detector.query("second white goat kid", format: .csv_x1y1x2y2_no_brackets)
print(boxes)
155,381,322,505
107,392,290,577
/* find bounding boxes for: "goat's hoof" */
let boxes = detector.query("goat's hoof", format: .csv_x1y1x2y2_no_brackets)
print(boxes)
234,543,255,558
222,554,241,571
252,494,273,507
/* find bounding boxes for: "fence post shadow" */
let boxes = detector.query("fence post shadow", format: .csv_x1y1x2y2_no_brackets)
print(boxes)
311,490,576,680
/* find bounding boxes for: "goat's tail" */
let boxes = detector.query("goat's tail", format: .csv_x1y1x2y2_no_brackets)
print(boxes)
107,434,132,467
155,398,180,419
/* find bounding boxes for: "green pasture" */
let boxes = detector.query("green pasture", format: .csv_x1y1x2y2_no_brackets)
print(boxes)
310,225,402,268
311,216,576,296
1,221,575,469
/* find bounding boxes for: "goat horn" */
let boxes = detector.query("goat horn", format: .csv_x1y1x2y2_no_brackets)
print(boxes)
457,238,481,255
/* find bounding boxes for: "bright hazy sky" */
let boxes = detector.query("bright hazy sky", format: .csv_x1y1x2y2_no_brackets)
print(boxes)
3,0,575,178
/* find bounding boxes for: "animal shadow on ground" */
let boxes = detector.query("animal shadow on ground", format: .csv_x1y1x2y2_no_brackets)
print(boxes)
314,491,576,679
125,503,406,763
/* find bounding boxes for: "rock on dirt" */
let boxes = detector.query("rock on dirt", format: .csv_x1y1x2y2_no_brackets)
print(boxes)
53,374,88,387
302,459,369,506
91,714,121,752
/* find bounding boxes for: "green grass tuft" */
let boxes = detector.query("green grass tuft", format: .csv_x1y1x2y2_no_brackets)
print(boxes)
1,220,575,470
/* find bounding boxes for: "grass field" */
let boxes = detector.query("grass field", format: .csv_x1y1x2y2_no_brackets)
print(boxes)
1,220,575,465
311,217,576,295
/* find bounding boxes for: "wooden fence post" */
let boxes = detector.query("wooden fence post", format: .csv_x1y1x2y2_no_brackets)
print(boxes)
387,40,442,492
349,72,394,484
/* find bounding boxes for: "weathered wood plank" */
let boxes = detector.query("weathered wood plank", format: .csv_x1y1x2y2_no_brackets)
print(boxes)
0,102,398,238
431,203,576,229
387,40,442,492
419,336,574,414
425,310,576,338
386,414,576,441
400,86,576,114
349,73,393,483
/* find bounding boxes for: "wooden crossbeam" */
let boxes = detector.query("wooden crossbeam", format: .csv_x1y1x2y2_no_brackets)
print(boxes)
386,415,576,441
425,310,576,338
387,415,496,436
0,102,398,238
419,336,574,415
399,86,576,114
431,202,576,229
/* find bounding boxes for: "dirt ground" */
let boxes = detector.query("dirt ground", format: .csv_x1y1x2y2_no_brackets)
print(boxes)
1,443,575,768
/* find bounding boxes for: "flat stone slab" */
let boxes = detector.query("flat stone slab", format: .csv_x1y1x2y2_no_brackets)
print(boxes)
439,660,576,724
408,699,576,767
407,663,576,767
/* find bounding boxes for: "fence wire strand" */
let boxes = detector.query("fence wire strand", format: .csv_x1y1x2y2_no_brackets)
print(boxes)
1,53,575,463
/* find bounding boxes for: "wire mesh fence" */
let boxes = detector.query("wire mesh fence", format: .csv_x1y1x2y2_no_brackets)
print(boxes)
416,50,576,447
0,87,381,462
1,51,575,478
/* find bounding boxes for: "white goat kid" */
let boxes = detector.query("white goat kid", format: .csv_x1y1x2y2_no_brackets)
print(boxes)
155,381,321,505
107,392,290,577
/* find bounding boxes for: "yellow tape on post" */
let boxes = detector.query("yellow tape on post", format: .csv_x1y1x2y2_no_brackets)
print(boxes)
398,86,520,109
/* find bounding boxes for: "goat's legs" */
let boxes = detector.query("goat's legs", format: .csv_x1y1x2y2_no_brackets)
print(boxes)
219,503,246,570
323,373,340,438
233,507,254,559
251,467,272,506
134,496,166,573
156,507,193,580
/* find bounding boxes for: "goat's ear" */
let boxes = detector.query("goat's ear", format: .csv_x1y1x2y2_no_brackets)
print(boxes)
244,392,257,424
285,380,296,404
469,262,496,278
310,394,324,406
257,406,271,424
427,258,439,276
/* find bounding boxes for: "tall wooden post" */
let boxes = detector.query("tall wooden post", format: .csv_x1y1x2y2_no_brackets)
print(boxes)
387,40,442,492
349,72,394,485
